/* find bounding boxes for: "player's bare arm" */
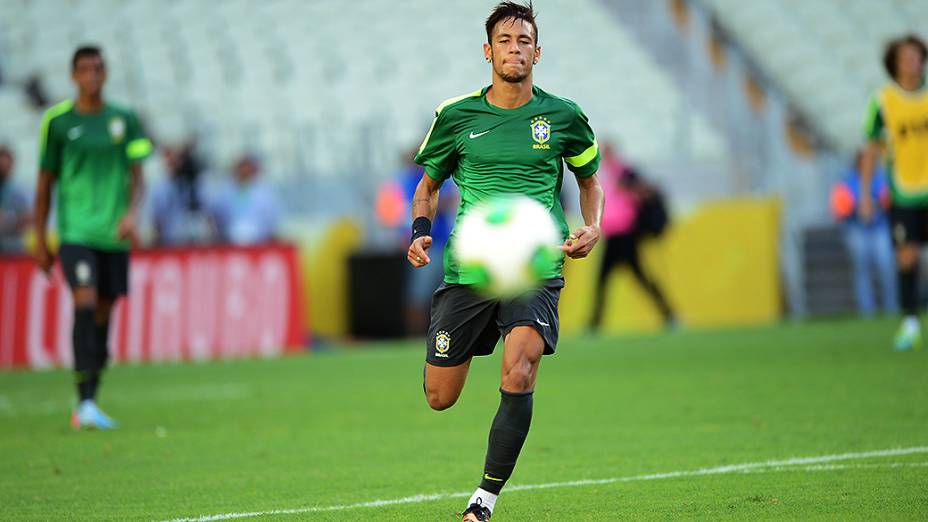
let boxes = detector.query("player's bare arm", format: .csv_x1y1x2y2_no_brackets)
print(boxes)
117,163,144,241
858,141,880,222
562,173,604,259
408,173,442,267
34,169,55,274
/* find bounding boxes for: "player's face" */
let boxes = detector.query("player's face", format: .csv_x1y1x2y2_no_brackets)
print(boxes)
71,55,106,97
484,18,540,83
896,43,925,83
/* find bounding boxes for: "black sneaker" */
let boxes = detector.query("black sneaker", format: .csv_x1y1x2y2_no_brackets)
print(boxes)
460,498,492,521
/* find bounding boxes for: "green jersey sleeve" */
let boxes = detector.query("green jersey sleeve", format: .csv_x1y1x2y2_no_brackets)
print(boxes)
562,103,600,177
39,106,65,174
862,93,885,142
414,109,458,182
125,111,153,162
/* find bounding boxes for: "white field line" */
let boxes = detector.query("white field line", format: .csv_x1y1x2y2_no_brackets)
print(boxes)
160,446,928,522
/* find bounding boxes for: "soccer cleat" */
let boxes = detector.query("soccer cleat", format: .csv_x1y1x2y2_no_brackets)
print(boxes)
460,498,492,521
893,322,922,351
72,400,118,430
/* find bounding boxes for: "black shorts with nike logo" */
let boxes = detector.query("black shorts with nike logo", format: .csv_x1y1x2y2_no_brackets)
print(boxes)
426,278,563,367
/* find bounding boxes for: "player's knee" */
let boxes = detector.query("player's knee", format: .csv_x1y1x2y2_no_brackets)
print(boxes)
501,364,534,393
425,388,458,411
73,287,98,309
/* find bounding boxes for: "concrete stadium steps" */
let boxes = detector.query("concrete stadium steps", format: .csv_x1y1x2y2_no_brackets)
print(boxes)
802,225,857,316
702,0,924,152
0,0,727,194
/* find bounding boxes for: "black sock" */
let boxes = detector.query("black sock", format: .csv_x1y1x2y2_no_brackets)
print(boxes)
91,322,110,400
479,389,534,495
900,268,917,315
73,308,97,403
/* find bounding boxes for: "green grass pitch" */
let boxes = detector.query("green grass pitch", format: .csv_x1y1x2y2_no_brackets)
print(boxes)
1,317,927,521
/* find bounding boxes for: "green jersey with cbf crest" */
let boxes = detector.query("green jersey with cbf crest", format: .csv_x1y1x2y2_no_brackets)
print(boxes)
40,100,151,251
414,85,600,285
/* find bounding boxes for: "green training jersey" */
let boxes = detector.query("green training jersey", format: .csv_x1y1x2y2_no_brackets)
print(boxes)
414,85,600,285
39,100,152,250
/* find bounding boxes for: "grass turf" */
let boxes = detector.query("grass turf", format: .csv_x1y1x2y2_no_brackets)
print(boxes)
1,317,927,521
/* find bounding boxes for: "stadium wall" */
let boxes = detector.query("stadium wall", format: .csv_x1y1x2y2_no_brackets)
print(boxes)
0,244,307,370
560,196,782,332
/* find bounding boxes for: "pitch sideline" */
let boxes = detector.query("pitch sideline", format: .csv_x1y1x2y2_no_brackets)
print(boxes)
161,446,928,522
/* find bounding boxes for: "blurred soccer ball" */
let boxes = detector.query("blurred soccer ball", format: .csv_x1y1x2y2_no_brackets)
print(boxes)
455,195,561,297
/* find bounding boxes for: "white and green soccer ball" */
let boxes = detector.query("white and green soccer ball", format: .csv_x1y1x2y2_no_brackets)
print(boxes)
454,195,562,297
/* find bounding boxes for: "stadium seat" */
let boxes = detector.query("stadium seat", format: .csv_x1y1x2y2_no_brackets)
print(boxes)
0,0,727,200
703,0,922,151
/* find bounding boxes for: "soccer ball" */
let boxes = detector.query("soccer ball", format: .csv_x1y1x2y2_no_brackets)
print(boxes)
454,195,562,296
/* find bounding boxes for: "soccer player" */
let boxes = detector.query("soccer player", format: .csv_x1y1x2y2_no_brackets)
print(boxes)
407,3,603,519
860,34,928,350
34,46,151,428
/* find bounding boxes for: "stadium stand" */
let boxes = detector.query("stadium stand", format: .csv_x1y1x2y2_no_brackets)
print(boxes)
0,0,728,205
702,0,926,151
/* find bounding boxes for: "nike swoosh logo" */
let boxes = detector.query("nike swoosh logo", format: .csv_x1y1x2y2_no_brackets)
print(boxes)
469,130,491,139
483,474,504,482
536,319,550,327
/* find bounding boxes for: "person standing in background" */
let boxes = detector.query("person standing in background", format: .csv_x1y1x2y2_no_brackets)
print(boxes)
831,149,898,316
0,144,31,253
209,153,280,246
34,46,151,429
377,149,458,335
590,143,674,331
149,141,215,246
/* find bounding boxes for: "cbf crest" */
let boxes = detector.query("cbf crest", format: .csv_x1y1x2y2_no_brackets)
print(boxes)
109,117,126,143
435,330,451,358
530,116,551,150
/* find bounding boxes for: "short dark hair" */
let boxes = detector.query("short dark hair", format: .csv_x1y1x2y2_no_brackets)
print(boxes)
485,1,538,45
72,45,104,71
883,34,927,80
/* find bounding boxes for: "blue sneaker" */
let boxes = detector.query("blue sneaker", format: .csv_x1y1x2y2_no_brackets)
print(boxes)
72,400,118,430
894,321,922,352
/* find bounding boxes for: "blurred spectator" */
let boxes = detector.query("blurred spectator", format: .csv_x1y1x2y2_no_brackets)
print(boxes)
210,154,280,245
830,149,897,316
0,145,31,253
25,74,48,109
590,143,675,330
149,142,215,246
377,149,457,335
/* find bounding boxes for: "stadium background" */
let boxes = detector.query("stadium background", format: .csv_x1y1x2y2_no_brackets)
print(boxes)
5,0,914,358
0,1,927,519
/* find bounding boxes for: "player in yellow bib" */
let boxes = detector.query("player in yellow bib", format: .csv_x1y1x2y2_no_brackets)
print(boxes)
860,34,928,350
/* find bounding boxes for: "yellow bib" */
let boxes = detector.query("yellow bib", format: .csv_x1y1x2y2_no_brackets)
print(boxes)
881,84,928,194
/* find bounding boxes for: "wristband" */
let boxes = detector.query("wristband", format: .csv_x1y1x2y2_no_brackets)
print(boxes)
411,216,432,241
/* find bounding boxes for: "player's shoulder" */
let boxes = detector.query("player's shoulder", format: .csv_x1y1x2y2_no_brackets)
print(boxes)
433,88,485,117
41,99,75,126
533,86,584,115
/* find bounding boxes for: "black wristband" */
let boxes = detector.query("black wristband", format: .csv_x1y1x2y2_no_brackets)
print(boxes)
412,216,432,241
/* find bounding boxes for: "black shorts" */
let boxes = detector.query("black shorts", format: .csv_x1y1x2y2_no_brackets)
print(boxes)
891,205,928,246
59,243,129,298
425,278,563,367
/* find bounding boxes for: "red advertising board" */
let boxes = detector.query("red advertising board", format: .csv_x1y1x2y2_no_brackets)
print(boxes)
0,244,307,370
